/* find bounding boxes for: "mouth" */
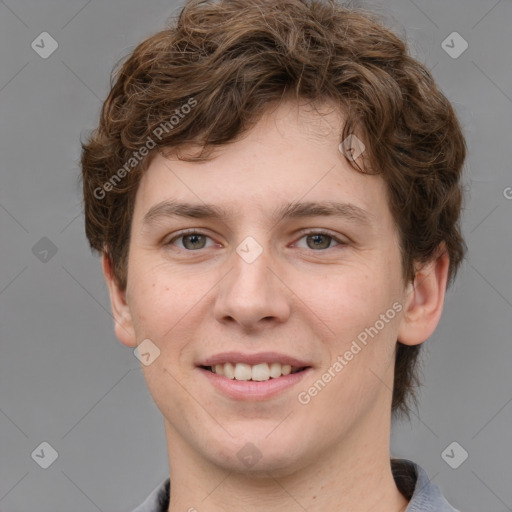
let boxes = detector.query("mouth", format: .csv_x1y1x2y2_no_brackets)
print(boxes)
199,362,310,381
197,363,312,400
195,352,313,399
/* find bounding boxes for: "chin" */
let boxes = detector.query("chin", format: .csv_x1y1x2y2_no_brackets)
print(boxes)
204,434,308,478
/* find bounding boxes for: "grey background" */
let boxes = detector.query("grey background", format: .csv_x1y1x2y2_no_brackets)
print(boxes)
0,0,511,511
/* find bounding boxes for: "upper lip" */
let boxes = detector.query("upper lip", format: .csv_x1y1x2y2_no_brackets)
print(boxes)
197,352,311,368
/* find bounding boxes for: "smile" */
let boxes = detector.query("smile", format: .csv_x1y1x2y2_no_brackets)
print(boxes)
202,362,307,381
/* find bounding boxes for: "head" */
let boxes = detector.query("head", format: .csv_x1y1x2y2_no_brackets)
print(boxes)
81,0,466,472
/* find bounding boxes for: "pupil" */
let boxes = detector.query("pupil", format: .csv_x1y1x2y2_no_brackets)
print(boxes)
184,234,205,250
308,234,330,249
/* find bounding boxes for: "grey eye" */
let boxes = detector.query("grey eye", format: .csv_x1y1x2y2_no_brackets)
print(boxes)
295,232,342,250
181,234,208,250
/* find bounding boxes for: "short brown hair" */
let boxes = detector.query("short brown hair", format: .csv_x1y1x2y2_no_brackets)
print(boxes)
81,0,466,416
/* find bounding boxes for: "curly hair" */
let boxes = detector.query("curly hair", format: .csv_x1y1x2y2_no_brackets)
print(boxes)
80,0,467,416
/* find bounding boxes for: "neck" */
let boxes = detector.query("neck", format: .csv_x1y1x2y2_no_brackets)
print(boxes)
164,412,409,512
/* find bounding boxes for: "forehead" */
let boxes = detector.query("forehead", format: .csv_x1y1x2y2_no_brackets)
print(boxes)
132,99,390,228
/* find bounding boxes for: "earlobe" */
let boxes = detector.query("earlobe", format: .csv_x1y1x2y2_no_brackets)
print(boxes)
397,245,450,347
101,252,138,348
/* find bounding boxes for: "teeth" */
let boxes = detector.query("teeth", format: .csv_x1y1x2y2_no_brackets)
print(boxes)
269,362,284,378
252,363,272,381
223,362,235,379
209,362,297,381
234,363,252,381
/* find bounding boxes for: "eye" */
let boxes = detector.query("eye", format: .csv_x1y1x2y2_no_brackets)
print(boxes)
295,231,344,250
165,229,346,252
167,231,216,250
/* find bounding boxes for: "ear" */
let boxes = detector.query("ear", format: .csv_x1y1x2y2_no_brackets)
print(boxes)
101,252,137,348
397,245,450,346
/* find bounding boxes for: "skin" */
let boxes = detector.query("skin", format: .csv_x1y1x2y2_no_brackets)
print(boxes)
103,99,449,512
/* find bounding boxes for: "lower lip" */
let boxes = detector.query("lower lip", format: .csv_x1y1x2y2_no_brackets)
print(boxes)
198,367,311,400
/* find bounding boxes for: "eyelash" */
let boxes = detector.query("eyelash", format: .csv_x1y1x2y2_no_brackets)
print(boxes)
165,229,347,251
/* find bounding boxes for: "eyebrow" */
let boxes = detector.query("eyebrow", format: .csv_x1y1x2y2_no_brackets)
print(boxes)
141,199,372,228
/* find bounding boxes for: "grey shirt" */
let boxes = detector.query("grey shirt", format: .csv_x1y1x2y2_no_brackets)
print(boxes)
132,459,459,512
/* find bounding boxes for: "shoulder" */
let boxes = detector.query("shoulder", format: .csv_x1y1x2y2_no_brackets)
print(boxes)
392,458,461,512
131,476,170,512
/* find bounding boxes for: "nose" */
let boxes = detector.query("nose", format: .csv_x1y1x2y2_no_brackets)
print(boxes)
213,242,291,331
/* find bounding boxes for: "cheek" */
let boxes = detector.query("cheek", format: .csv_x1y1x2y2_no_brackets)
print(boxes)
127,264,215,381
293,266,389,338
127,273,199,405
127,273,182,342
292,263,401,383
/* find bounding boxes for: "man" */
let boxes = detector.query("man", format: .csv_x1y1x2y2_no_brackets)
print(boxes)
81,1,466,510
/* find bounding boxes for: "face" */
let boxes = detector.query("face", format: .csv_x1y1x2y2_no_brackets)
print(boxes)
107,100,423,476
